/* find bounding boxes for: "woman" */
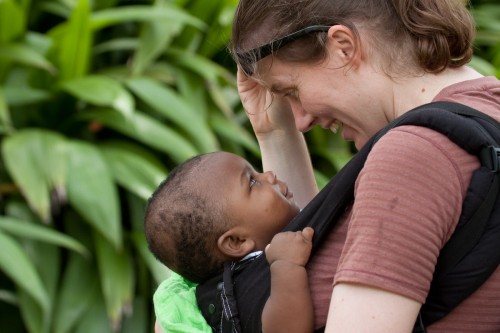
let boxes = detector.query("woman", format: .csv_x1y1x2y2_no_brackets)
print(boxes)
231,0,500,332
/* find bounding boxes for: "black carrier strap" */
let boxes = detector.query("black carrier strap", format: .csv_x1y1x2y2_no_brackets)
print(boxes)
196,102,500,333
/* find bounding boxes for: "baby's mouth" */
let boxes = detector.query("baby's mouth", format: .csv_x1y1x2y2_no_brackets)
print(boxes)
279,182,290,198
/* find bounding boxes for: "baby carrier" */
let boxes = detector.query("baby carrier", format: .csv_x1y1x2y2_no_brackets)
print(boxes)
196,101,500,333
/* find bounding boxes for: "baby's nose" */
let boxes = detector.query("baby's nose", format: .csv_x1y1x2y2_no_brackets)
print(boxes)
263,171,277,184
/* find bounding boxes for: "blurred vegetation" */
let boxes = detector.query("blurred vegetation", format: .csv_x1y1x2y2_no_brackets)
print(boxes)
0,0,498,332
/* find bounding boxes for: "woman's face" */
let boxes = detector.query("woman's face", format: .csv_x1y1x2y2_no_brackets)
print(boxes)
256,42,394,149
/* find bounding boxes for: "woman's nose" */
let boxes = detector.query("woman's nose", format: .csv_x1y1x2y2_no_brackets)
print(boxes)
290,103,314,132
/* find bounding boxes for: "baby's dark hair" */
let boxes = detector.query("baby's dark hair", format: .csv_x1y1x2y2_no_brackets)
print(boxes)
144,153,229,283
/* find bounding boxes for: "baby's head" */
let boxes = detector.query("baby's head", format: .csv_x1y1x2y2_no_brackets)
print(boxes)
144,151,300,283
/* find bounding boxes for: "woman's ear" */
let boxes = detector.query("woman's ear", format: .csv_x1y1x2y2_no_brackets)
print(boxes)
217,229,256,259
327,25,361,68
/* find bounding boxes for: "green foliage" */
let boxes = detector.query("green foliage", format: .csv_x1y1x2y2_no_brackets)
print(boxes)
0,0,248,331
0,0,498,332
470,0,500,77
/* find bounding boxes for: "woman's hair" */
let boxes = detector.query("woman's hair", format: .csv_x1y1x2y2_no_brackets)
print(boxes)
144,153,228,283
231,0,475,76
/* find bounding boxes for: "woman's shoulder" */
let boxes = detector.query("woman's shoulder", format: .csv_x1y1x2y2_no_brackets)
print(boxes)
433,76,500,122
367,124,478,189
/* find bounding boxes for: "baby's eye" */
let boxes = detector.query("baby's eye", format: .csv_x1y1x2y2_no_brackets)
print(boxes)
249,177,257,189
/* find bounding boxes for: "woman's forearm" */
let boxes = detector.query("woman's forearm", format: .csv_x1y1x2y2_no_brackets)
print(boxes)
259,130,318,208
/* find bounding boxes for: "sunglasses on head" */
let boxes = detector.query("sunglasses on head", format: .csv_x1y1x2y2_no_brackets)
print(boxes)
236,25,331,75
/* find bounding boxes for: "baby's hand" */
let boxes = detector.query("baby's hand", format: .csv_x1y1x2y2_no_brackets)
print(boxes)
265,227,314,267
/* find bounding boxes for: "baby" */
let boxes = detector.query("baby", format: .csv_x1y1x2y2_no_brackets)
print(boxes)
144,151,314,333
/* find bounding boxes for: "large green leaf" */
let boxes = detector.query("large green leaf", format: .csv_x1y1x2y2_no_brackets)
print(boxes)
0,43,57,74
126,76,218,152
125,192,148,232
171,0,223,52
93,38,138,55
174,67,209,115
130,232,171,284
0,87,13,134
18,0,31,12
196,0,238,57
66,140,122,249
307,126,353,171
0,216,88,256
94,232,134,327
52,253,99,333
99,142,167,200
90,5,205,31
142,62,177,83
32,242,60,303
314,169,330,190
121,297,147,333
25,31,54,57
73,287,114,333
2,130,68,222
18,290,47,333
470,55,498,76
4,85,51,107
15,223,62,333
93,0,122,10
18,242,61,333
84,109,199,163
475,31,500,47
166,49,237,117
55,0,92,80
0,0,25,44
0,230,49,314
473,5,500,31
39,1,72,18
166,48,231,82
210,113,260,155
132,0,183,75
60,75,134,118
0,290,17,305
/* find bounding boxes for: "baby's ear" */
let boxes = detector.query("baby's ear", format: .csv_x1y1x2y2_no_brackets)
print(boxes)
217,229,256,259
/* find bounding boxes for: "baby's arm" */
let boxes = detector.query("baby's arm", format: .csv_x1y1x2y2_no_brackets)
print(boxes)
262,227,314,333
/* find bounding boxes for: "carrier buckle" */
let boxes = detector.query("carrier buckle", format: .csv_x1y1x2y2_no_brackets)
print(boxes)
480,146,500,172
489,146,500,172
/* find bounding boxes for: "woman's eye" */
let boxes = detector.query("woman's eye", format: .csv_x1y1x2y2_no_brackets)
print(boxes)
284,90,299,99
249,177,257,189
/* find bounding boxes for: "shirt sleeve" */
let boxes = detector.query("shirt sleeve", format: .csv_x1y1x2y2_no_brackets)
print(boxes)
334,126,477,303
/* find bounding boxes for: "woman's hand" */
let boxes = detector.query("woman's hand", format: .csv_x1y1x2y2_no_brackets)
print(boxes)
237,67,296,137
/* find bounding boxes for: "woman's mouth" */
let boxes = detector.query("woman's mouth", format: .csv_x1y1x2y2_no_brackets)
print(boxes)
329,120,342,134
